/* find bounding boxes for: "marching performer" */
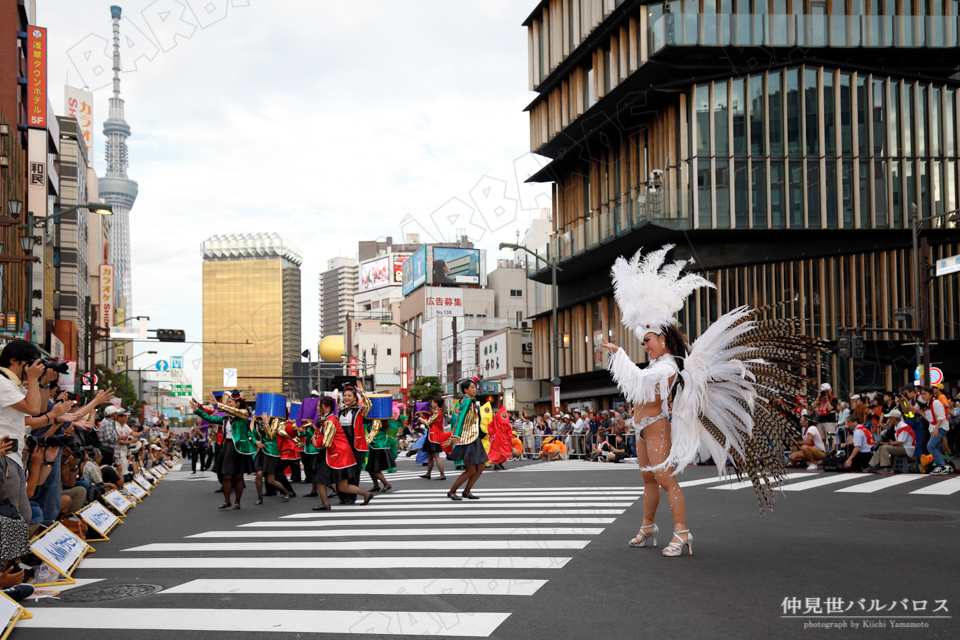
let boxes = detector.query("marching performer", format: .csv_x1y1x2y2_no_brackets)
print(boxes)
190,390,256,510
446,377,488,501
337,384,371,504
418,396,447,480
487,404,514,470
601,245,825,557
252,412,292,504
365,408,397,493
296,397,322,498
310,396,372,511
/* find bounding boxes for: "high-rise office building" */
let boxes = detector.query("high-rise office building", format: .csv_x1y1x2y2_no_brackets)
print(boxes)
319,257,357,339
99,5,138,316
523,1,960,409
201,233,302,397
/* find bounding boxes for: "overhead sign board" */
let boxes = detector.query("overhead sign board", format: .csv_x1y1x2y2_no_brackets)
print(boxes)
359,256,391,291
431,247,480,286
936,254,960,277
401,246,427,296
27,27,47,128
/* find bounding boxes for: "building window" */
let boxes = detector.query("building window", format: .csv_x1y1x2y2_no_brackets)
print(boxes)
386,348,392,356
510,289,523,297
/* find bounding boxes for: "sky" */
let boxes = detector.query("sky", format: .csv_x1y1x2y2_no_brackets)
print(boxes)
38,0,552,397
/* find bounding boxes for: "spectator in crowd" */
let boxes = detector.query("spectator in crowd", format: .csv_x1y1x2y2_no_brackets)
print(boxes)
843,413,875,471
789,417,827,469
898,386,925,465
571,410,589,458
587,436,612,462
98,449,124,489
815,383,839,449
836,401,850,429
865,409,915,473
920,386,951,475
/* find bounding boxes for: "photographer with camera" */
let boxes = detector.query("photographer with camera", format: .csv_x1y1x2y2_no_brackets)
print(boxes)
0,340,55,522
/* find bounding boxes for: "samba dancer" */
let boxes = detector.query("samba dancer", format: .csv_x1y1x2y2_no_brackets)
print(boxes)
418,396,446,480
337,384,370,504
601,245,825,557
190,390,255,510
310,396,372,511
252,412,292,504
446,378,487,501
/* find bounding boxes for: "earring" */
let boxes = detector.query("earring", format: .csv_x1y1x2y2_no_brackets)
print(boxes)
661,342,666,349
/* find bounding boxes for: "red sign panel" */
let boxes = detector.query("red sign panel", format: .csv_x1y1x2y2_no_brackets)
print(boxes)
27,27,47,129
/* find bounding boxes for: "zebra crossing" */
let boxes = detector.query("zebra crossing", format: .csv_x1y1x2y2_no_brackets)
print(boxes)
19,484,643,637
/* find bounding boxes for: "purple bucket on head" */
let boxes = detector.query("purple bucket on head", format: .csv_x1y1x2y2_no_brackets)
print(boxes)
298,397,320,427
414,401,431,414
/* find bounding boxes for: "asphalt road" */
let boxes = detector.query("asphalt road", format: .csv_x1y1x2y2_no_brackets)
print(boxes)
13,457,960,640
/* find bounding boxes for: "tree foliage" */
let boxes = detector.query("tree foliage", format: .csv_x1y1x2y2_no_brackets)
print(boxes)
94,365,140,413
409,376,442,402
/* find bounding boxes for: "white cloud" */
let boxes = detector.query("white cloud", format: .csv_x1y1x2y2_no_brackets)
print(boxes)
39,0,547,396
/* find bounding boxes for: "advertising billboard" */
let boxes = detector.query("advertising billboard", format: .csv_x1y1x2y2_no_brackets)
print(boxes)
402,246,427,296
430,247,480,286
359,256,391,291
27,27,47,129
393,255,408,283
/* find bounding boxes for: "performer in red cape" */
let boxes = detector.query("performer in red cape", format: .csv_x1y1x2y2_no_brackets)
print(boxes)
418,395,447,480
310,395,372,511
487,404,514,470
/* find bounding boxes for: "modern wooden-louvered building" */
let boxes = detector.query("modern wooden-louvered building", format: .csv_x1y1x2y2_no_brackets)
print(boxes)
523,0,960,410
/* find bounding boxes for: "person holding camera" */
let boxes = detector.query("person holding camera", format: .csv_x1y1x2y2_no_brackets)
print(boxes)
816,383,840,450
0,340,55,522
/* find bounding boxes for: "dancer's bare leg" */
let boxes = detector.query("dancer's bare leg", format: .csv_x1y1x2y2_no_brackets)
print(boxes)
643,419,687,542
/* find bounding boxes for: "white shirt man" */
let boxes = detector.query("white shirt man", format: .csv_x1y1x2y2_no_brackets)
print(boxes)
788,421,826,469
867,410,915,471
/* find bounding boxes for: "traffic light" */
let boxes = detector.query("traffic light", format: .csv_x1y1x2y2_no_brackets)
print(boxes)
852,335,865,359
837,336,851,359
156,329,186,342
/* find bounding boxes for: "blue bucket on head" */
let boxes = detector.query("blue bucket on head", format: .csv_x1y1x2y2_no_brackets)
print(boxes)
367,394,393,419
255,393,288,418
289,403,301,421
213,391,225,400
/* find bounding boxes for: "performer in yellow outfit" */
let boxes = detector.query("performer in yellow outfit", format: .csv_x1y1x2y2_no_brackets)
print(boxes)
480,401,493,468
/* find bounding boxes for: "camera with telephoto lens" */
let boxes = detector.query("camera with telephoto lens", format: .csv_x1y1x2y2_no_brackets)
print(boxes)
25,434,74,449
28,358,70,375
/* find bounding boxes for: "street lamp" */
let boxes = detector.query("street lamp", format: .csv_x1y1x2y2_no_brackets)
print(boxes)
381,320,420,378
500,242,562,388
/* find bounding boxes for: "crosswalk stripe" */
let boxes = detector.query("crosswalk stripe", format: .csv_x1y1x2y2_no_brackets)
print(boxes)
19,608,511,637
374,491,642,499
79,556,573,570
187,527,606,539
280,509,625,519
349,497,634,503
679,475,745,488
240,517,616,527
164,578,548,596
709,472,811,491
777,474,865,491
125,540,593,551
834,475,926,493
390,487,642,494
909,476,960,495
281,503,635,515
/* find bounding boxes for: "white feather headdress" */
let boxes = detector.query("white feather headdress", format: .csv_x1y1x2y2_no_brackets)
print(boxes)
610,244,714,338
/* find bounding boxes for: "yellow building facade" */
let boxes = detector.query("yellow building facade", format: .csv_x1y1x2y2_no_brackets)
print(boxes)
201,233,302,398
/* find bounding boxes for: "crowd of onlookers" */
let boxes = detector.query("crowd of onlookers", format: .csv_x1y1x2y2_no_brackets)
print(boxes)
0,339,178,601
789,382,957,475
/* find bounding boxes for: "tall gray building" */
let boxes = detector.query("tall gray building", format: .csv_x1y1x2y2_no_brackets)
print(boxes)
54,116,91,360
319,257,357,339
99,5,138,318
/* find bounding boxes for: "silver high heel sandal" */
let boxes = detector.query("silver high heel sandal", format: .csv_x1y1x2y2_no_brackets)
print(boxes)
662,530,692,557
628,523,658,547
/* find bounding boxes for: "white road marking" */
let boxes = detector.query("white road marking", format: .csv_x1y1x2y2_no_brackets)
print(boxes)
125,540,592,552
19,608,510,637
834,475,926,493
163,578,547,596
78,557,572,570
240,517,615,527
186,527,606,539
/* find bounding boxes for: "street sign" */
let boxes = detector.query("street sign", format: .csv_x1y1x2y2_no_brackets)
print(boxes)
914,366,944,386
171,356,183,369
936,254,960,277
223,368,238,387
155,360,169,372
82,373,98,387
